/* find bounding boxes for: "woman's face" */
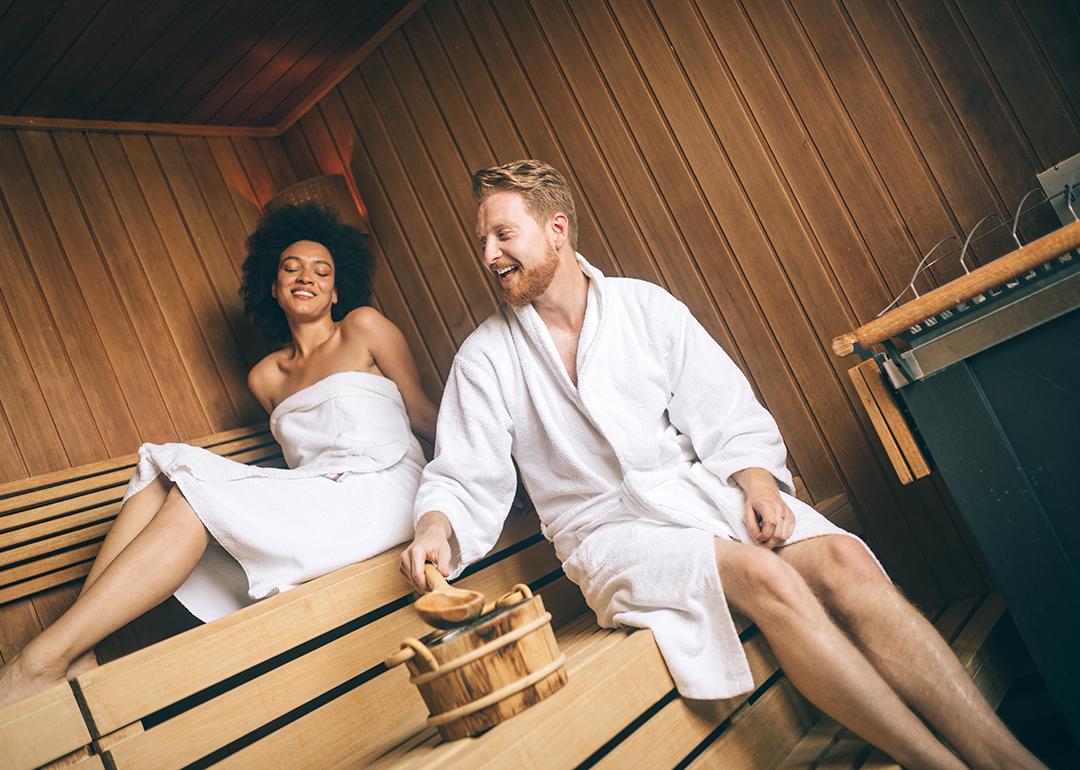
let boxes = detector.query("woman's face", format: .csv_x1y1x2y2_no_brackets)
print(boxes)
272,240,337,321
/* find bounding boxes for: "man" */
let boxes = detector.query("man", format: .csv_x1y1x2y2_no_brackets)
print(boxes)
401,160,1042,769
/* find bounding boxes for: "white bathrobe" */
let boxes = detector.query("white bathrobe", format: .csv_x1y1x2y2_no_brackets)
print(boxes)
414,255,874,699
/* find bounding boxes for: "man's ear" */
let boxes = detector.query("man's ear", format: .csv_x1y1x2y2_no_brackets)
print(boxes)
550,212,569,249
271,284,277,298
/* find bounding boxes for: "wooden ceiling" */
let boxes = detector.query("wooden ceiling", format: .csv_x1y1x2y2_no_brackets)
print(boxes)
0,0,417,131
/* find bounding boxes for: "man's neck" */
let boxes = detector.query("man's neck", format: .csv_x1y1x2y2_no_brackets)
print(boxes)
532,250,589,335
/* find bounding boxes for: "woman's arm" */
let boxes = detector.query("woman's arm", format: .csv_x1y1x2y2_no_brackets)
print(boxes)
346,307,438,441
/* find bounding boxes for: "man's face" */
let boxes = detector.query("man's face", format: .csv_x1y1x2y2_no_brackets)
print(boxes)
475,191,560,307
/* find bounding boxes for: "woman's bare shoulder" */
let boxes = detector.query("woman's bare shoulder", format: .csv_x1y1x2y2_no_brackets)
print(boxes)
341,305,388,331
247,351,287,411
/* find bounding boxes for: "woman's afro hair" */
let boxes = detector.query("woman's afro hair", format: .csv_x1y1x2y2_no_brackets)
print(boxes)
241,203,375,345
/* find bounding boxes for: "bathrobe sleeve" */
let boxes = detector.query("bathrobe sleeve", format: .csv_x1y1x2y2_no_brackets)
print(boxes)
662,296,795,495
412,356,518,578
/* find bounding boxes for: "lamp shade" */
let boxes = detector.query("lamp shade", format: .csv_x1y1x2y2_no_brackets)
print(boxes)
266,175,369,234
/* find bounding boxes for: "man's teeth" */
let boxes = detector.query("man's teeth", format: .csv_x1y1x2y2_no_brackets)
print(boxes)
292,290,315,298
497,266,516,276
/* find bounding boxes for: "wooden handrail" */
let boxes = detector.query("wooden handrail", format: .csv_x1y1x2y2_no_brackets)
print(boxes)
832,219,1080,357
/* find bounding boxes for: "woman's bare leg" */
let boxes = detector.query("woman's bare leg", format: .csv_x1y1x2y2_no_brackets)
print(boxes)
0,487,208,707
82,475,173,593
66,475,173,677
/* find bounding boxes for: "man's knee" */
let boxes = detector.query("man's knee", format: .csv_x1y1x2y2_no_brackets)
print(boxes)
812,536,889,605
722,545,816,623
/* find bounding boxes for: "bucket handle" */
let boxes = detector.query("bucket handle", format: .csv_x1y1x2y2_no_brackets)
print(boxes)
385,637,439,671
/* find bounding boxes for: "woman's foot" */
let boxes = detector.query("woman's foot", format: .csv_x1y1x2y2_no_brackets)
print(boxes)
0,652,68,709
65,649,99,680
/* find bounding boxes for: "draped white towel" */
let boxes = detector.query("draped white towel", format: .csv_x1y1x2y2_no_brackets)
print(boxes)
414,255,881,700
124,371,424,622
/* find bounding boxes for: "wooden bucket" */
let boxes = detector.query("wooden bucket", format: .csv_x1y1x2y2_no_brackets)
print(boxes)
386,584,568,740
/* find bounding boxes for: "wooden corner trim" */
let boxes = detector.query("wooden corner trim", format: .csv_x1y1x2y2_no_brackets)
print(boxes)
273,0,431,135
0,114,280,138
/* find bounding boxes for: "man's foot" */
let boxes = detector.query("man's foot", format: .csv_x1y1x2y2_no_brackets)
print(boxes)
65,649,99,680
0,652,67,709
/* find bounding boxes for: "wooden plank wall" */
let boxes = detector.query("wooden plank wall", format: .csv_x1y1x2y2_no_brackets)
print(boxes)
281,0,1080,608
0,127,307,663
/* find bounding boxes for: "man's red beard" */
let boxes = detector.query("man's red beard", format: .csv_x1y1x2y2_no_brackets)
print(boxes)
502,244,560,307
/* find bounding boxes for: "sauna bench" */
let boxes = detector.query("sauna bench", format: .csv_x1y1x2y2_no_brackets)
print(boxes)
0,430,1022,769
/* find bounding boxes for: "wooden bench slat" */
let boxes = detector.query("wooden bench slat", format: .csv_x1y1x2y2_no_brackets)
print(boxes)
593,632,778,769
42,751,106,770
212,574,589,770
102,538,563,769
76,511,542,735
687,678,817,770
389,627,673,769
0,682,91,770
371,623,629,770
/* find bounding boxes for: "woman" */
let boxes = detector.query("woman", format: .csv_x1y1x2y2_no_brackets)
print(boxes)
0,203,437,707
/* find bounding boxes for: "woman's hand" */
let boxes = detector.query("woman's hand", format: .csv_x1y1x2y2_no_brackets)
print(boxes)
400,511,453,591
732,467,795,549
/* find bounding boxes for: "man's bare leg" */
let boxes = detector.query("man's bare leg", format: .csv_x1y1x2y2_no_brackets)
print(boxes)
0,488,208,708
715,537,964,770
65,475,174,678
780,535,1044,770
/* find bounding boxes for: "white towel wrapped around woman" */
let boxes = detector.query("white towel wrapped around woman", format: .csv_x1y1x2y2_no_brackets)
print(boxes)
414,255,882,700
125,371,423,621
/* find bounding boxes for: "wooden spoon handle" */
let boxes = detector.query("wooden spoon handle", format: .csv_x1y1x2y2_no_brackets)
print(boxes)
424,562,450,592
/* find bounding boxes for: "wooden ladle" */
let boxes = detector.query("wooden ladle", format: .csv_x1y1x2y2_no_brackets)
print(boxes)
415,564,486,629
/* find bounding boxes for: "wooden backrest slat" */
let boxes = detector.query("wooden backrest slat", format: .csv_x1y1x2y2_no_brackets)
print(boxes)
0,682,91,770
0,521,111,569
1,488,122,534
103,539,563,769
77,511,542,737
0,444,281,516
0,425,272,501
0,542,99,589
0,505,119,551
0,563,93,605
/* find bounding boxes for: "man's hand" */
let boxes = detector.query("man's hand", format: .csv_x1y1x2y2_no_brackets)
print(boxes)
400,511,453,591
732,468,795,550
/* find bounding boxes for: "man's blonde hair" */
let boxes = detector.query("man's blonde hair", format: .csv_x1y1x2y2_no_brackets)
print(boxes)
471,159,578,249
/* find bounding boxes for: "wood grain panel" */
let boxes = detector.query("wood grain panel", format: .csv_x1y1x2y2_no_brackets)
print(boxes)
128,0,276,122
284,0,1078,603
21,0,178,118
71,1,190,119
18,131,174,446
292,106,444,396
0,0,422,129
0,0,101,113
91,1,230,122
0,124,301,492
